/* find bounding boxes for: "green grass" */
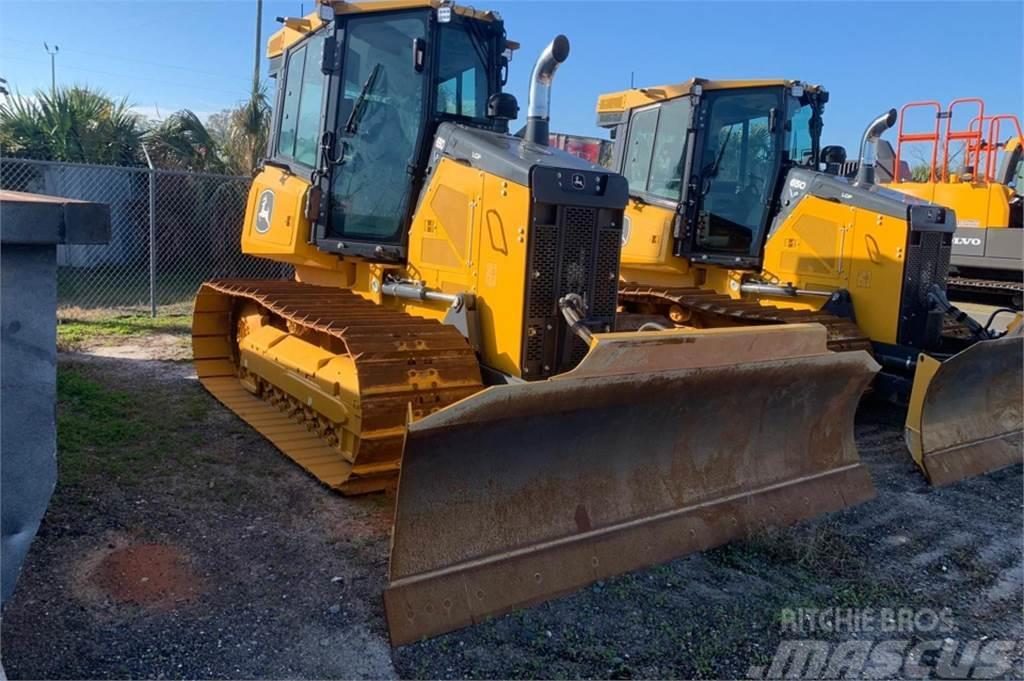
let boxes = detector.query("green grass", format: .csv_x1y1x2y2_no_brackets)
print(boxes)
56,364,210,489
57,314,191,350
57,368,146,486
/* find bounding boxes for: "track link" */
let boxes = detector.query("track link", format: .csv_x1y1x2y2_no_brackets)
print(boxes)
619,285,873,353
192,279,483,494
947,276,1024,308
947,276,1024,293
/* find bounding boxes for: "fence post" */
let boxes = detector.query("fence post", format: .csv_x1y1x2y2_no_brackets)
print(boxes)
142,144,157,317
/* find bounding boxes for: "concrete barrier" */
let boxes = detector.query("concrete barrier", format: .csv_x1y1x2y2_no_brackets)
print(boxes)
1,190,110,605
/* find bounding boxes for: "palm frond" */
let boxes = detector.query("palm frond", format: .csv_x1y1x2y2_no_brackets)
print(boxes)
0,85,144,165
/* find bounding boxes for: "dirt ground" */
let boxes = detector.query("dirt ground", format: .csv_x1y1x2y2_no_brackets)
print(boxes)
1,328,1021,679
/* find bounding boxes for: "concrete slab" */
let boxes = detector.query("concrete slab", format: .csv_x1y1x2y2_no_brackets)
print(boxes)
0,190,111,246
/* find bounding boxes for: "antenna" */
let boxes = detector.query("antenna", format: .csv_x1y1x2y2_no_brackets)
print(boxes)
630,71,634,89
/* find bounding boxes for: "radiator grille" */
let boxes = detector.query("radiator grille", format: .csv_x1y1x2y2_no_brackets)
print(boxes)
559,207,597,300
594,229,622,314
522,203,622,379
898,229,952,348
527,224,559,321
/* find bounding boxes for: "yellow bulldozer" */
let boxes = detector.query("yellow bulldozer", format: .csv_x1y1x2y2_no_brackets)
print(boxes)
597,78,1023,487
192,2,881,645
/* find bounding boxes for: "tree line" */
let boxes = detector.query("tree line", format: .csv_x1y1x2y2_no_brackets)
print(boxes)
0,84,271,176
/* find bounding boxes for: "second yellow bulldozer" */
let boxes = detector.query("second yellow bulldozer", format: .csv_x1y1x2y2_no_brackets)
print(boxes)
192,2,880,645
597,78,1022,487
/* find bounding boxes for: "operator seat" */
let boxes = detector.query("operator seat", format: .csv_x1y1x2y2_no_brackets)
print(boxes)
875,140,911,183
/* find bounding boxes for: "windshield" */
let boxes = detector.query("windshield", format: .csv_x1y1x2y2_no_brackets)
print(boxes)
693,87,783,256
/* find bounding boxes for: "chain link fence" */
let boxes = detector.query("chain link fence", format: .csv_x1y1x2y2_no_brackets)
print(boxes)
1,157,290,316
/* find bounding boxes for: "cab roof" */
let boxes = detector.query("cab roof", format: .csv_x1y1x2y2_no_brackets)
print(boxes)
596,78,823,116
268,1,501,58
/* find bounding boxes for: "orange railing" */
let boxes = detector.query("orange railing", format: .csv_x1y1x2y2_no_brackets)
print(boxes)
894,97,1021,184
894,101,942,183
941,98,984,181
983,114,1023,182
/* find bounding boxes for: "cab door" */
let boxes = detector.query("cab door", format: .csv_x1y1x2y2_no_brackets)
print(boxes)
681,87,785,269
314,11,430,262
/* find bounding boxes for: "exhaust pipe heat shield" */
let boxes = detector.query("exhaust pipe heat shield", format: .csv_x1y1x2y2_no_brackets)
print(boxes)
384,324,879,645
905,330,1024,486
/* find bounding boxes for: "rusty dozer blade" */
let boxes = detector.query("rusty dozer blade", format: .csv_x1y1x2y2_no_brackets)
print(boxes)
384,324,879,646
905,328,1024,486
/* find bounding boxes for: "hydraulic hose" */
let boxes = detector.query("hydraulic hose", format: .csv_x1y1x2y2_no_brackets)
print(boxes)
983,307,1019,337
558,293,593,345
925,284,992,340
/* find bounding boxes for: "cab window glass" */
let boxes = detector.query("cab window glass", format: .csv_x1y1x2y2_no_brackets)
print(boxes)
694,88,781,255
436,24,489,119
277,45,305,159
787,101,813,165
277,33,327,165
623,107,657,191
647,98,689,200
294,33,326,165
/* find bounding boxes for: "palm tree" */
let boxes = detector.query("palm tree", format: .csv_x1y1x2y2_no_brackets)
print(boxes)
1,82,271,176
150,86,271,176
0,85,145,165
146,109,227,173
222,85,272,175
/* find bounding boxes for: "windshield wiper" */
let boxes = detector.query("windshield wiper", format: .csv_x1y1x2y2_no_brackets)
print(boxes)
699,128,734,195
344,63,382,135
704,128,733,180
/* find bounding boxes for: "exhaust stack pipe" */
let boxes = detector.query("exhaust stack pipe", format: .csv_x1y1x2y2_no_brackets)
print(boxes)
854,108,897,187
525,35,570,146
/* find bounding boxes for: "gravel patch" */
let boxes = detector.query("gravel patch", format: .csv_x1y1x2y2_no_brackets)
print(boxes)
1,345,1020,679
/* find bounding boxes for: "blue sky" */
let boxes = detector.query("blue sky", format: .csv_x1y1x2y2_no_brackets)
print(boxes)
1,1,1020,152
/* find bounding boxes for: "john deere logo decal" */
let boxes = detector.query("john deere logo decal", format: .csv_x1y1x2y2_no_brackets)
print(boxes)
255,190,274,234
571,173,586,190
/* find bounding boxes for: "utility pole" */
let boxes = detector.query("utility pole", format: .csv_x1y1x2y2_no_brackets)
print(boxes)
43,42,59,92
252,0,263,92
